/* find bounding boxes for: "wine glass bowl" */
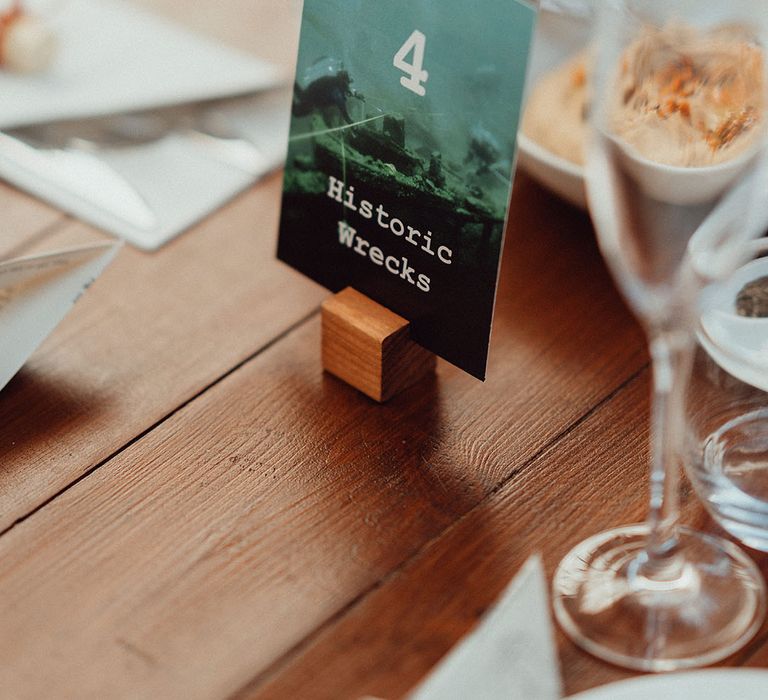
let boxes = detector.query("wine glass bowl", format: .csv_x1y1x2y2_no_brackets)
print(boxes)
552,0,768,671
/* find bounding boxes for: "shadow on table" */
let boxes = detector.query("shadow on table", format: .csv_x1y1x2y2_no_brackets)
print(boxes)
317,368,483,520
0,367,108,474
490,175,645,377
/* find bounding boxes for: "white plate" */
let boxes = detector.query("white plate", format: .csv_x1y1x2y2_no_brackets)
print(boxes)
570,670,768,700
0,0,282,129
518,9,588,208
0,89,292,250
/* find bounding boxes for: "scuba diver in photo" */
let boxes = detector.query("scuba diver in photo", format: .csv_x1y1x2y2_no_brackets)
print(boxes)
293,57,365,127
464,123,502,176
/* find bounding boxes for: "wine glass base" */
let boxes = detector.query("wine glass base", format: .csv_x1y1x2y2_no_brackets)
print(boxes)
553,524,766,672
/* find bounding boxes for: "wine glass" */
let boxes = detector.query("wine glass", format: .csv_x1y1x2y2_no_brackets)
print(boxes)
552,0,768,671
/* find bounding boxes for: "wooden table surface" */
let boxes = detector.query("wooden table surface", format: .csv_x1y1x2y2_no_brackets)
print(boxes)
1,2,767,698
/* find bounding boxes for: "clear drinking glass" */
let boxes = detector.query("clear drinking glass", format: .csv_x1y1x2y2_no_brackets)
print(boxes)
686,236,768,551
552,0,768,671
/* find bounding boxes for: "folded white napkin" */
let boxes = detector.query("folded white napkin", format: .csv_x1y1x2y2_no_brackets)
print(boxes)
386,552,768,700
0,89,291,250
0,242,119,392
407,556,562,700
0,0,283,129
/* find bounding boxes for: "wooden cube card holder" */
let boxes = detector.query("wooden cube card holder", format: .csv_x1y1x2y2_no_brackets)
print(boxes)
321,287,436,402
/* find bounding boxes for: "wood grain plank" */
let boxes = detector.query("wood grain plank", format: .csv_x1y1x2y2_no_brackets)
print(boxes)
0,0,317,529
0,179,647,698
240,372,651,700
3,3,762,696
0,173,326,533
0,182,66,260
243,371,768,700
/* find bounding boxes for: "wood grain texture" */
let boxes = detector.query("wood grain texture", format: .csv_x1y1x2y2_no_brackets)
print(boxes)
0,0,313,533
322,288,436,402
0,182,65,260
0,173,326,532
242,373,653,700
241,371,768,700
0,177,649,698
2,2,764,696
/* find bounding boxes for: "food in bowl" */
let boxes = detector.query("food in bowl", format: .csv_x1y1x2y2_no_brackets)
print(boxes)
610,23,764,168
522,22,764,171
521,49,589,167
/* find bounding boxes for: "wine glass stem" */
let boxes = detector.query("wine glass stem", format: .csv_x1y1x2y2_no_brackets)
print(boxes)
641,327,695,578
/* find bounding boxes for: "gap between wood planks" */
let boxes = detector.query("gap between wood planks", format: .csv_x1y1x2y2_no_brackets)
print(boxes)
228,362,651,699
0,281,651,690
0,305,321,540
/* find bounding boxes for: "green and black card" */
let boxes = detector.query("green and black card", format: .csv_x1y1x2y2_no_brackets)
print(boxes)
278,0,537,379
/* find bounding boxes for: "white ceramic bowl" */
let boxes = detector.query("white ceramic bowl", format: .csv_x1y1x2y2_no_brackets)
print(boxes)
517,9,589,208
517,6,768,210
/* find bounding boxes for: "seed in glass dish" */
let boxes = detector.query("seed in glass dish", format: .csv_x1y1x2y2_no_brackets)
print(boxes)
736,276,768,317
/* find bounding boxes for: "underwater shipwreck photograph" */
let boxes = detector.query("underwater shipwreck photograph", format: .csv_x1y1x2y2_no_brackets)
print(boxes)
278,0,536,378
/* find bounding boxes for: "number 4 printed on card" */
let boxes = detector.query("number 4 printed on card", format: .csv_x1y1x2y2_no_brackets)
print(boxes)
393,29,428,96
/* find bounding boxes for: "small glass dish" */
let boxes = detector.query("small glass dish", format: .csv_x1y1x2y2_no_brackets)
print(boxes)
688,238,768,551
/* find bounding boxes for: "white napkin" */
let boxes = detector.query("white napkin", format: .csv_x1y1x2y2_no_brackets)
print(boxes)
396,553,768,700
0,242,119,392
0,89,291,250
0,0,283,129
407,556,562,700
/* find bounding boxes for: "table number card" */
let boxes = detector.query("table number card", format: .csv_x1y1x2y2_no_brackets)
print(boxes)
278,0,537,379
0,242,119,392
